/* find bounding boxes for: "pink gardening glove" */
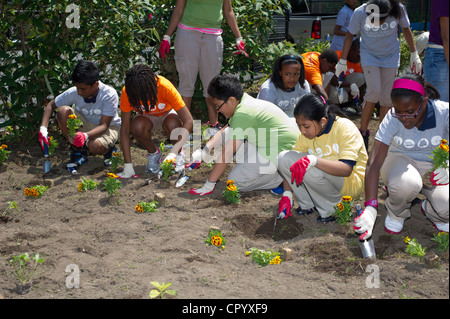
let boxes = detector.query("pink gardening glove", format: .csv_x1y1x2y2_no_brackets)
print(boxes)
73,132,88,147
234,38,249,58
278,196,293,219
159,35,171,59
290,155,318,186
430,166,449,186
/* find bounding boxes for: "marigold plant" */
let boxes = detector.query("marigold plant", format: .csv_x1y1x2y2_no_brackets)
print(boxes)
24,185,48,198
135,200,159,213
223,180,241,204
106,152,124,173
205,229,226,249
428,139,449,171
160,159,175,181
430,232,449,253
102,173,122,196
332,196,353,225
0,144,11,165
47,136,58,156
404,236,427,258
67,114,83,138
246,247,282,267
77,178,99,192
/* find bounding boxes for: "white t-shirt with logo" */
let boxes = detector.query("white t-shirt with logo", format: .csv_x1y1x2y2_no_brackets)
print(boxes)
347,3,410,68
376,99,449,162
55,81,121,127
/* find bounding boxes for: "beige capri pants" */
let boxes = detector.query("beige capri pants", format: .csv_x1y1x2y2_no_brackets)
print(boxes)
362,65,397,107
381,152,449,225
174,27,224,98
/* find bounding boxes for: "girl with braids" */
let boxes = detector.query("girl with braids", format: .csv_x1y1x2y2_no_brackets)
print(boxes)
118,64,194,178
355,74,448,240
335,0,421,151
276,93,368,223
257,54,310,119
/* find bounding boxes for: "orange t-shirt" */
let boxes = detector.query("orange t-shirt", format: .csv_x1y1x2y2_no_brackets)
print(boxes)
120,75,185,116
335,51,363,75
301,52,323,86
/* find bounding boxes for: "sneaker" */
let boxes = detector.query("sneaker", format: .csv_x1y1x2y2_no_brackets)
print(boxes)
270,183,284,195
103,146,117,167
70,148,88,167
145,148,162,173
317,215,335,223
295,206,315,216
384,214,403,234
421,200,449,233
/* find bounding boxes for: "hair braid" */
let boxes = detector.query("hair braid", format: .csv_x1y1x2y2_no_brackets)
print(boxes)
125,64,158,113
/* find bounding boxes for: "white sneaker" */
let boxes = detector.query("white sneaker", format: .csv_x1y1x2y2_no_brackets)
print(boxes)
384,215,404,234
145,148,162,173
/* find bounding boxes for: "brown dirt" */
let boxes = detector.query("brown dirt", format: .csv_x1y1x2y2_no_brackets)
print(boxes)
0,117,448,300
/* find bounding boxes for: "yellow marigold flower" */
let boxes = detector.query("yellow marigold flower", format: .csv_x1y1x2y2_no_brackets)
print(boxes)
440,144,449,153
227,184,237,192
24,188,31,196
270,256,281,265
337,202,344,211
227,180,234,185
342,196,352,202
404,236,411,244
245,251,251,256
211,235,222,246
441,139,448,145
135,205,143,213
107,173,118,179
77,182,83,192
0,144,7,149
68,114,77,119
112,152,120,157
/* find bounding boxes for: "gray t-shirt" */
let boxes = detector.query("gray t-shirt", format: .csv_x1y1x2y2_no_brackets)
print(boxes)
347,3,410,68
257,78,310,118
375,99,449,162
329,4,354,51
55,81,121,127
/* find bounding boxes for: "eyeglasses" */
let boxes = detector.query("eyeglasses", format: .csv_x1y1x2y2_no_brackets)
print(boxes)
216,99,228,111
391,99,425,119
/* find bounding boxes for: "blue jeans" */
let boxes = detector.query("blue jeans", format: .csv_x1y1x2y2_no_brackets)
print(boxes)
423,44,449,102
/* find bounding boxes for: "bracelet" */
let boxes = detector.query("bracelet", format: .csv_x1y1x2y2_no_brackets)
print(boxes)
364,199,378,208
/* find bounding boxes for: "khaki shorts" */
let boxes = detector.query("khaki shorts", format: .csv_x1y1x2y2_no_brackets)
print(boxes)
362,65,397,106
174,27,223,97
72,108,119,149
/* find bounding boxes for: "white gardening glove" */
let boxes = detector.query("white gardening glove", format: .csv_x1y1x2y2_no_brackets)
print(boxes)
410,50,422,74
353,205,377,240
335,59,347,77
38,125,49,152
349,83,360,99
191,148,203,163
188,179,216,196
117,163,137,179
431,166,449,186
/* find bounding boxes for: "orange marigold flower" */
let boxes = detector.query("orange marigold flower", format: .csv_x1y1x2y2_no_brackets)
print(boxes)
0,144,7,149
211,235,222,246
24,188,32,196
227,185,237,192
227,180,234,185
270,256,281,265
337,202,344,211
135,205,143,213
68,114,77,119
440,144,449,153
441,139,448,145
31,189,39,197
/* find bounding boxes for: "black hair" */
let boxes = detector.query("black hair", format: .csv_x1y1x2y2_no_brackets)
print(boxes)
270,55,307,91
319,49,339,65
71,60,99,85
207,74,244,102
366,0,403,20
294,93,347,121
391,73,428,104
125,64,158,113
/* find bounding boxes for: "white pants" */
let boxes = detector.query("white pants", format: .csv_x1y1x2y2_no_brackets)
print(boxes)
277,150,345,218
381,152,449,225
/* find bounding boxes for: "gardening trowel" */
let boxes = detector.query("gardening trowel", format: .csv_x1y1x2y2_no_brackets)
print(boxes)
356,204,376,260
175,162,200,188
42,143,51,174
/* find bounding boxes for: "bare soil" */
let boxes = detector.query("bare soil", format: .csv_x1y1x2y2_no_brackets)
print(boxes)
0,116,448,300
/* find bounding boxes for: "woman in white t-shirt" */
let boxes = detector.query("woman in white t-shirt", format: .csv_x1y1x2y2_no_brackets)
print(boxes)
257,55,310,118
355,73,449,241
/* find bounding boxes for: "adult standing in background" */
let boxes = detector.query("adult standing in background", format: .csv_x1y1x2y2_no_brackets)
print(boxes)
335,0,421,151
423,0,449,102
159,0,245,134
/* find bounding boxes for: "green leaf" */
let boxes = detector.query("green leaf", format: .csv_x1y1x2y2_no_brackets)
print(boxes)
149,289,160,299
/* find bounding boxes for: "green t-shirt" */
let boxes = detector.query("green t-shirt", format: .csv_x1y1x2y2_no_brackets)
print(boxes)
228,93,300,164
180,0,224,29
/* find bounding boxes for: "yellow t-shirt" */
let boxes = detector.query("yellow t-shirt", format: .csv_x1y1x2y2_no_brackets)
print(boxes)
293,116,368,197
120,76,185,116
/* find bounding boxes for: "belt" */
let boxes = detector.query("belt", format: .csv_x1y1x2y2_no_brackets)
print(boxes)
427,43,444,49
